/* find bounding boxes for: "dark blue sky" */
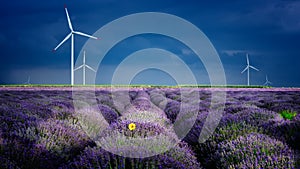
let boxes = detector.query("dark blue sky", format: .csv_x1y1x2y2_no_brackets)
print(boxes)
0,0,299,86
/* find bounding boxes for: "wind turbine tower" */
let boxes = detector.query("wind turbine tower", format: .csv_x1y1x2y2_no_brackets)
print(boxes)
241,53,259,86
74,50,96,85
53,5,98,85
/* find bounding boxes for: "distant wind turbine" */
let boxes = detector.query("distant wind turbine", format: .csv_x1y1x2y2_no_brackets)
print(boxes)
53,5,99,85
241,53,259,86
74,50,96,85
263,75,272,86
23,76,31,85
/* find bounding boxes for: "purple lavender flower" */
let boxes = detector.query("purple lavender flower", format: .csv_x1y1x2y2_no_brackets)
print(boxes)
37,120,92,161
100,120,166,138
97,104,119,124
64,142,201,169
164,100,181,123
214,133,297,169
0,156,20,169
261,119,300,150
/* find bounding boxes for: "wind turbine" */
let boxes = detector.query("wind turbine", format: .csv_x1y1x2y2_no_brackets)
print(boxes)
241,53,259,86
53,5,98,85
23,76,31,85
74,50,96,85
263,75,272,86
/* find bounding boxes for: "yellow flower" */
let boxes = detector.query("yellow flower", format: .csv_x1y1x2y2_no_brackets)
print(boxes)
128,123,136,131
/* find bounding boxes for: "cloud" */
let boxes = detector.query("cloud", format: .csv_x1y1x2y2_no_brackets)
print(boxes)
277,1,300,32
221,50,265,57
181,48,193,56
221,50,246,56
221,1,300,33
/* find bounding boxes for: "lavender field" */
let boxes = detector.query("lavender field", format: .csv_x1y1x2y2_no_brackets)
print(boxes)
0,87,299,169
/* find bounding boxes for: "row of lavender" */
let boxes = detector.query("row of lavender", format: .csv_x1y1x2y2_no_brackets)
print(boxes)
0,88,200,168
153,89,300,168
0,87,299,168
68,89,201,168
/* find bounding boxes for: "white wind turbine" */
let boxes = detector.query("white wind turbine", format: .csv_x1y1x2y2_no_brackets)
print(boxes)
74,50,96,85
241,53,259,86
263,75,272,86
53,5,98,85
23,76,31,85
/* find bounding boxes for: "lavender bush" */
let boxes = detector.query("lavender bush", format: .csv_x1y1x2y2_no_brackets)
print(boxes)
261,119,300,150
0,156,20,169
97,104,119,124
214,133,297,169
37,120,92,161
64,142,201,169
100,120,166,138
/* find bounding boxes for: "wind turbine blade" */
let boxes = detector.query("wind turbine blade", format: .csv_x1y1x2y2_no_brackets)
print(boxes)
73,31,98,39
241,66,248,74
65,7,73,31
74,65,84,71
249,65,259,71
86,65,96,72
53,33,72,51
246,53,249,65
